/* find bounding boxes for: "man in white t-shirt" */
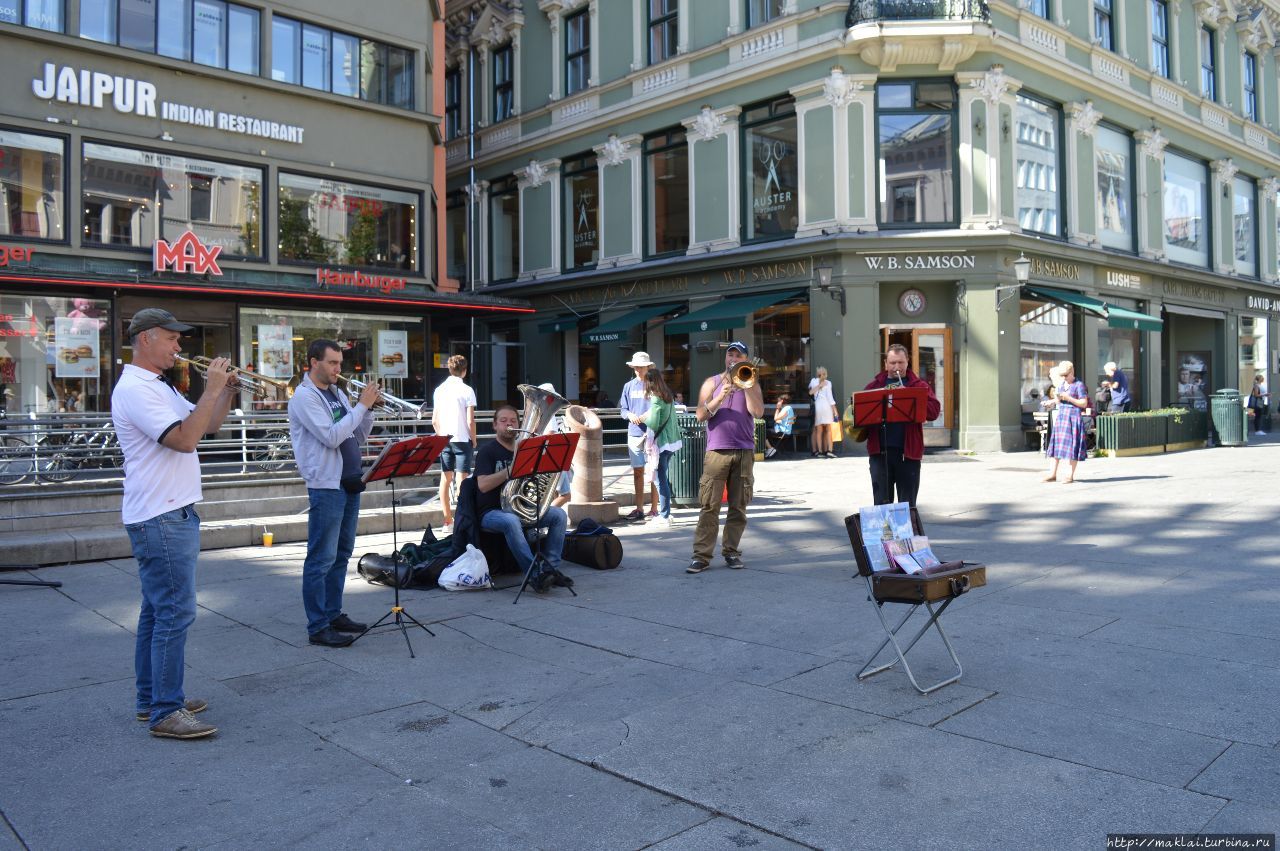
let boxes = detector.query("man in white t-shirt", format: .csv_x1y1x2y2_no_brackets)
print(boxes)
431,354,477,531
112,308,237,740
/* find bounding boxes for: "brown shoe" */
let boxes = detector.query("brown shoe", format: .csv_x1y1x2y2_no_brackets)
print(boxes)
137,697,208,722
149,708,217,739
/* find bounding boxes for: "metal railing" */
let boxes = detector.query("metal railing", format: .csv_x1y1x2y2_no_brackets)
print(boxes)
845,0,990,26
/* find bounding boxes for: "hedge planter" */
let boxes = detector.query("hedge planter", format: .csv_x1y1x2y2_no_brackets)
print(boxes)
1095,409,1207,456
1165,409,1208,451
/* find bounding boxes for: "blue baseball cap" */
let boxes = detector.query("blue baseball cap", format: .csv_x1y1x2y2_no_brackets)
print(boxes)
726,341,749,356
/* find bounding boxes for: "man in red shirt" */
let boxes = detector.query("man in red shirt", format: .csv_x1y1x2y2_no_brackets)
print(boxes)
861,344,940,507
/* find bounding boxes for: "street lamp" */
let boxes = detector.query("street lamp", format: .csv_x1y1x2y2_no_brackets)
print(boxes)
814,263,845,315
997,252,1030,311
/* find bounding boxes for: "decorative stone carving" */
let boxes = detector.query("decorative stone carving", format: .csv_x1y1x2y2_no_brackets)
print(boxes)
521,159,548,188
1212,158,1238,184
969,64,1009,106
1137,128,1168,161
823,67,861,108
690,106,727,142
464,181,487,201
1068,101,1102,138
1261,176,1280,202
780,0,797,12
596,134,630,167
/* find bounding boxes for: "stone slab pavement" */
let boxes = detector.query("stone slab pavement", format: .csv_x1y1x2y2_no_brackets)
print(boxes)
3,443,1280,849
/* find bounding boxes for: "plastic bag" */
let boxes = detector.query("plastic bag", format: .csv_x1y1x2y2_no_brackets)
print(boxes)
438,544,492,591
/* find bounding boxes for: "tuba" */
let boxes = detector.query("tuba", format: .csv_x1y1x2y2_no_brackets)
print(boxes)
500,383,570,526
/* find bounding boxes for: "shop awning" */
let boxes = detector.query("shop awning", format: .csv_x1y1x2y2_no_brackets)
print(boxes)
537,314,580,333
1025,285,1162,332
1164,303,1225,320
665,289,807,335
583,303,683,344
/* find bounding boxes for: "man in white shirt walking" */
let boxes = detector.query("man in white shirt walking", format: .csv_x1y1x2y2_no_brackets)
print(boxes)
431,354,477,531
112,308,237,739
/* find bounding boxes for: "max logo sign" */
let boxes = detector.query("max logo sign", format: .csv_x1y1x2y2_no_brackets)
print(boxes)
154,232,223,276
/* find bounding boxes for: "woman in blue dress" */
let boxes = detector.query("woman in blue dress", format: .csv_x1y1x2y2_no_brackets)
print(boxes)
1043,360,1088,483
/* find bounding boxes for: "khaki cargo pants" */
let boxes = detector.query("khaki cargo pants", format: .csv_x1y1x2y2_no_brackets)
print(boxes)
691,449,754,564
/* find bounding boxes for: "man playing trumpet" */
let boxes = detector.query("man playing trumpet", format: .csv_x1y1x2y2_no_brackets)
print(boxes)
288,339,380,648
688,341,763,574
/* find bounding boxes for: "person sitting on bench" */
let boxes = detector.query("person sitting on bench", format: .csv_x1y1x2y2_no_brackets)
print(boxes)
473,404,571,593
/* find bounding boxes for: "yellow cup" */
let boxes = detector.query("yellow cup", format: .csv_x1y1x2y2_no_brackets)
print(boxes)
262,531,274,547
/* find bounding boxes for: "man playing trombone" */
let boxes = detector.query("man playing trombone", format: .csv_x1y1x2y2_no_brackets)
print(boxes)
288,339,380,648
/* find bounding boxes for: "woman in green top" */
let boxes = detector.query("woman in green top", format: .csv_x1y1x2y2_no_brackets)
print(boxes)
627,369,683,526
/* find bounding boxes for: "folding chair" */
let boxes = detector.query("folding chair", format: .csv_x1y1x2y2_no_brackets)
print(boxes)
843,509,986,695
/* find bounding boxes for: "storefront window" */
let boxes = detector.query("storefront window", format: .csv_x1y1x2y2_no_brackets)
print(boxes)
82,143,262,256
752,297,809,404
662,334,690,405
1095,124,1133,252
1096,304,1142,410
22,0,63,31
1238,315,1267,394
278,173,417,271
0,294,112,414
445,190,467,284
237,306,424,410
1014,94,1061,237
742,96,798,242
1019,296,1070,407
489,176,519,282
1162,151,1208,267
1176,350,1210,410
1233,175,1256,278
644,129,689,257
562,155,598,270
877,81,956,226
0,129,65,241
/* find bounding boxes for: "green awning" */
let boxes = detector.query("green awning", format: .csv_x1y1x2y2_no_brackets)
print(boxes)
537,314,579,333
665,289,807,335
1104,305,1163,332
583,303,683,344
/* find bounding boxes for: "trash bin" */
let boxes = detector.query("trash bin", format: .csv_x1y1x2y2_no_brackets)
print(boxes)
670,413,706,507
1210,389,1246,447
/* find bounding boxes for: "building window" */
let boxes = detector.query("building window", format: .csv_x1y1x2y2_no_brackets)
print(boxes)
0,294,112,415
82,142,261,255
1020,296,1071,411
489,176,519,282
1095,125,1133,252
77,0,257,73
1162,150,1208,267
748,0,785,27
445,190,467,284
1096,306,1142,410
1094,0,1112,50
1151,0,1169,79
753,296,809,403
648,0,677,64
644,128,689,257
1,0,63,31
445,69,462,140
1243,52,1258,122
1014,94,1062,238
1200,26,1216,100
493,43,514,123
278,173,417,271
272,17,413,109
565,9,590,95
1233,175,1256,278
562,154,598,271
0,129,65,241
876,80,956,227
742,96,798,242
1028,0,1048,18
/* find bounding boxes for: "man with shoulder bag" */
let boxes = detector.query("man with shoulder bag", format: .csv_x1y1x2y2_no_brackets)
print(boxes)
289,339,380,647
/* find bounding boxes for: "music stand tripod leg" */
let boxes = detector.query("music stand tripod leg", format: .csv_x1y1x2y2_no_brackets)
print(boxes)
0,565,61,589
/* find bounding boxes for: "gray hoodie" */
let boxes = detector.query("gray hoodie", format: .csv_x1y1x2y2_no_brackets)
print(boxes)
288,373,375,489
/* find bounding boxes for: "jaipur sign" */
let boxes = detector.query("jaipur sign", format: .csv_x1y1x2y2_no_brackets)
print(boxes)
154,231,223,275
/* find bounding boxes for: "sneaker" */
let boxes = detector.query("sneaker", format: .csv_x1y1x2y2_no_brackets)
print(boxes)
663,516,674,529
686,559,710,574
137,697,208,722
149,708,218,740
647,510,659,519
1256,431,1267,436
440,523,454,534
624,508,645,522
724,555,745,569
533,571,557,593
824,452,838,459
550,569,574,588
329,613,367,633
308,627,355,647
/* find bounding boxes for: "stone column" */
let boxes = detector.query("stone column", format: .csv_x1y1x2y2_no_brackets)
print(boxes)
1135,128,1167,259
1066,101,1102,246
958,65,1021,229
1211,158,1237,275
681,106,741,254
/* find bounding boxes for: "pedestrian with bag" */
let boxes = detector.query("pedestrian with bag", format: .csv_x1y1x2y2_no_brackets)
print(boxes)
1042,360,1088,483
1249,373,1270,435
808,367,838,458
627,369,683,528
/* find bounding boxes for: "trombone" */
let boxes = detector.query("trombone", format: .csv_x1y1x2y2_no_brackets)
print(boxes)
175,355,288,396
337,374,424,418
729,358,764,390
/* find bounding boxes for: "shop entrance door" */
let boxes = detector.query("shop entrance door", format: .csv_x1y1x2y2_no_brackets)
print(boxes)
880,326,953,446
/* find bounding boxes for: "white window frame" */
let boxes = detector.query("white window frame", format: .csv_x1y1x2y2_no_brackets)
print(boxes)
539,0,598,101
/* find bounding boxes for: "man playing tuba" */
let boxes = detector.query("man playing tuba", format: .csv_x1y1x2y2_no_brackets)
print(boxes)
473,403,571,594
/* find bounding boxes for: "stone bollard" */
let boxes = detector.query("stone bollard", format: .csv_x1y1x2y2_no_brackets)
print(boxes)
563,404,618,524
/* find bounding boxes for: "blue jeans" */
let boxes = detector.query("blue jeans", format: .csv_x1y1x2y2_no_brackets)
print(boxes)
480,506,567,576
655,450,675,517
126,504,201,725
302,488,361,635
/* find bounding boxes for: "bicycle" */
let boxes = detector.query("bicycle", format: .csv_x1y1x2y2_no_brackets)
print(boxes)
41,424,120,482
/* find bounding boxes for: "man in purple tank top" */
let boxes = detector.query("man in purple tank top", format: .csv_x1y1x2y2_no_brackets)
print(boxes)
688,341,764,573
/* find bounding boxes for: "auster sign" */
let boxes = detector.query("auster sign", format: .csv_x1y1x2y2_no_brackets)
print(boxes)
154,232,223,275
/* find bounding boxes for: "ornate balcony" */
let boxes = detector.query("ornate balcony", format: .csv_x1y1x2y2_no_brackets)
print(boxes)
846,0,990,27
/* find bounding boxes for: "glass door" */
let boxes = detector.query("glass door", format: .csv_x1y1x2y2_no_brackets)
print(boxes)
880,326,953,435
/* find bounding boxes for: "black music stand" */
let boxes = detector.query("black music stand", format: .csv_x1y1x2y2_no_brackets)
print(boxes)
0,564,61,589
510,431,579,604
351,434,449,657
853,383,928,504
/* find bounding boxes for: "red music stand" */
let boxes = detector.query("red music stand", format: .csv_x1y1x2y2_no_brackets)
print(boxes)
510,431,579,604
351,434,450,657
852,385,929,429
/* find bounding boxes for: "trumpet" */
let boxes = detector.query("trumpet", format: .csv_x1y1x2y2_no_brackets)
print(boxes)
729,358,763,390
337,375,424,418
175,355,287,396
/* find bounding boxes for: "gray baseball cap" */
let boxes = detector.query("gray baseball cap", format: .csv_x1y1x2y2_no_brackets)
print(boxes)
126,308,192,337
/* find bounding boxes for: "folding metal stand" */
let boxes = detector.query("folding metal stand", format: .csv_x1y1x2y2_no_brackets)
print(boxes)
0,564,61,590
509,431,579,604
